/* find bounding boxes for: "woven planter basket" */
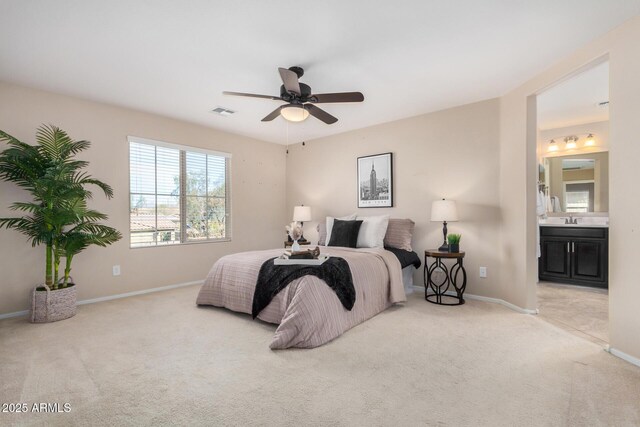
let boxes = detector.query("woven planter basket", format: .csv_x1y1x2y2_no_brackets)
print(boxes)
30,281,77,323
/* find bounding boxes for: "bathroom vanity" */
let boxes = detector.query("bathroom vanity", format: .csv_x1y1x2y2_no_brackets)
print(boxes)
538,224,608,288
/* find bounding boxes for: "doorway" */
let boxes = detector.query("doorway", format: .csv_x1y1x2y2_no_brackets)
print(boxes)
534,59,610,345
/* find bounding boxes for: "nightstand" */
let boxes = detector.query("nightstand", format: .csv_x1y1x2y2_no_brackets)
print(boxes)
423,250,467,306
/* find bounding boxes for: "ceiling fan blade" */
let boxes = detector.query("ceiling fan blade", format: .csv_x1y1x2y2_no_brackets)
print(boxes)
223,91,281,100
278,67,301,96
261,105,285,122
310,92,364,103
305,104,338,124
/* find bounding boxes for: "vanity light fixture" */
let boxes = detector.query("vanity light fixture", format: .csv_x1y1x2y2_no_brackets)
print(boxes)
585,133,596,146
564,136,578,149
548,139,558,152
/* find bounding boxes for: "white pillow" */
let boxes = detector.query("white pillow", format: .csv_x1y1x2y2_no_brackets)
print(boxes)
325,213,357,246
356,215,390,248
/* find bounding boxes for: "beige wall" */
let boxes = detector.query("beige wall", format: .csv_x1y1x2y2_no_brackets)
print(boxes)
499,15,640,360
286,99,503,299
0,82,287,315
563,169,595,182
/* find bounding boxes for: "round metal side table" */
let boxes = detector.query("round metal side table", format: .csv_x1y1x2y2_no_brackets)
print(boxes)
424,250,467,306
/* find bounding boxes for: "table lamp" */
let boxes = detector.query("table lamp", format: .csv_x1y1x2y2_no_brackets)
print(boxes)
431,199,458,251
293,205,312,243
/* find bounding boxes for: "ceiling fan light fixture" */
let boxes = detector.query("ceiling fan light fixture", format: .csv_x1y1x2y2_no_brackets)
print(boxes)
281,105,310,122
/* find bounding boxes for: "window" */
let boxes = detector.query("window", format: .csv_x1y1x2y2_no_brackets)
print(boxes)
129,137,231,248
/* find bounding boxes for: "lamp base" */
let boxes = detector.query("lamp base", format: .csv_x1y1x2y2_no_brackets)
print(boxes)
438,221,449,252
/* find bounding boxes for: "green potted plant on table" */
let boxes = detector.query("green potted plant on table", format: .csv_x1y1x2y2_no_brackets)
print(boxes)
447,233,461,253
0,125,121,322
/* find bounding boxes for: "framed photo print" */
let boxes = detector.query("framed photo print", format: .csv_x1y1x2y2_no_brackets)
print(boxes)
357,152,393,208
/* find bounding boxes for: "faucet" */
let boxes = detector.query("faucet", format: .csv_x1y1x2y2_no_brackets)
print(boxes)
565,215,578,225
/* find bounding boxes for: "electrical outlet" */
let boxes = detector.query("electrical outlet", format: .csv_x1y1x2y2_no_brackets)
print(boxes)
112,265,121,276
479,267,487,278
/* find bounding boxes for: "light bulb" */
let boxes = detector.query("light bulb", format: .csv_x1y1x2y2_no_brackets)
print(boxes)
548,139,558,152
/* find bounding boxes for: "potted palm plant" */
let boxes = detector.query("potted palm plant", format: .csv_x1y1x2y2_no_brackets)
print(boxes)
0,125,121,322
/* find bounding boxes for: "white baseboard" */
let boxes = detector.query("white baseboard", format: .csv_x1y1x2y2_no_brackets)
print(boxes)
0,280,203,320
77,280,202,305
412,285,539,315
0,309,29,320
606,346,640,368
463,293,539,314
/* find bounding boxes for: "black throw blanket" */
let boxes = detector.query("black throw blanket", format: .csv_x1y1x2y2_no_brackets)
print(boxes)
252,257,355,319
384,247,422,269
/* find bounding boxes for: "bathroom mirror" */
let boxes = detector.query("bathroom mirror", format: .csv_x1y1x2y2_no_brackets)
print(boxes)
540,151,608,213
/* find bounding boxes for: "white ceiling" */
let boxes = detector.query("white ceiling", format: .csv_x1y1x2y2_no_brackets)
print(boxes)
0,1,638,145
538,61,610,130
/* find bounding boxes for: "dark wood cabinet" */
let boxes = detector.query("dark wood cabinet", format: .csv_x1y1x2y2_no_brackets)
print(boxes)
539,227,608,288
540,238,571,279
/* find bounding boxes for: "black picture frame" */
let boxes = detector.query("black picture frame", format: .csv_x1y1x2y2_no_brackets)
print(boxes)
357,152,393,208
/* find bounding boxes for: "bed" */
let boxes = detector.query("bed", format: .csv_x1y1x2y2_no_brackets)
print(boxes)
196,217,418,349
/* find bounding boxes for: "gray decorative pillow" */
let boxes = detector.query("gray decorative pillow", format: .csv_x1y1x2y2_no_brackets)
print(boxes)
383,218,415,251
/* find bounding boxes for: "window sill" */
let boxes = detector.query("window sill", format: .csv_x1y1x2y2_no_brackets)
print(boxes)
130,238,232,249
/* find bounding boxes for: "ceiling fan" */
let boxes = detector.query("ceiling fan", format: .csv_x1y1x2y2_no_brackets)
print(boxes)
223,66,364,124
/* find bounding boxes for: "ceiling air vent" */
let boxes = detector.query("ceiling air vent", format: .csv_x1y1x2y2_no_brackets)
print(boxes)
211,107,235,116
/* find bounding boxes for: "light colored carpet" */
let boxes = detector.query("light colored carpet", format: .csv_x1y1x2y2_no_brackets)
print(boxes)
1,285,639,427
537,282,609,346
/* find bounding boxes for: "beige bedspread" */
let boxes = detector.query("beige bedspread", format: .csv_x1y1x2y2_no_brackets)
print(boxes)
196,246,406,349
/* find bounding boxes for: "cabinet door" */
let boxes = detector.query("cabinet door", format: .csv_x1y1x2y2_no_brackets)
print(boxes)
571,239,607,284
539,238,571,279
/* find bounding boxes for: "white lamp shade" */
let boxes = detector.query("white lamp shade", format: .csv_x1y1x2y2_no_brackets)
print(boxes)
293,205,312,222
430,199,459,222
281,106,310,122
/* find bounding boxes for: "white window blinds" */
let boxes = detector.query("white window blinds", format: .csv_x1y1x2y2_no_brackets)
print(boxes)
129,137,231,247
